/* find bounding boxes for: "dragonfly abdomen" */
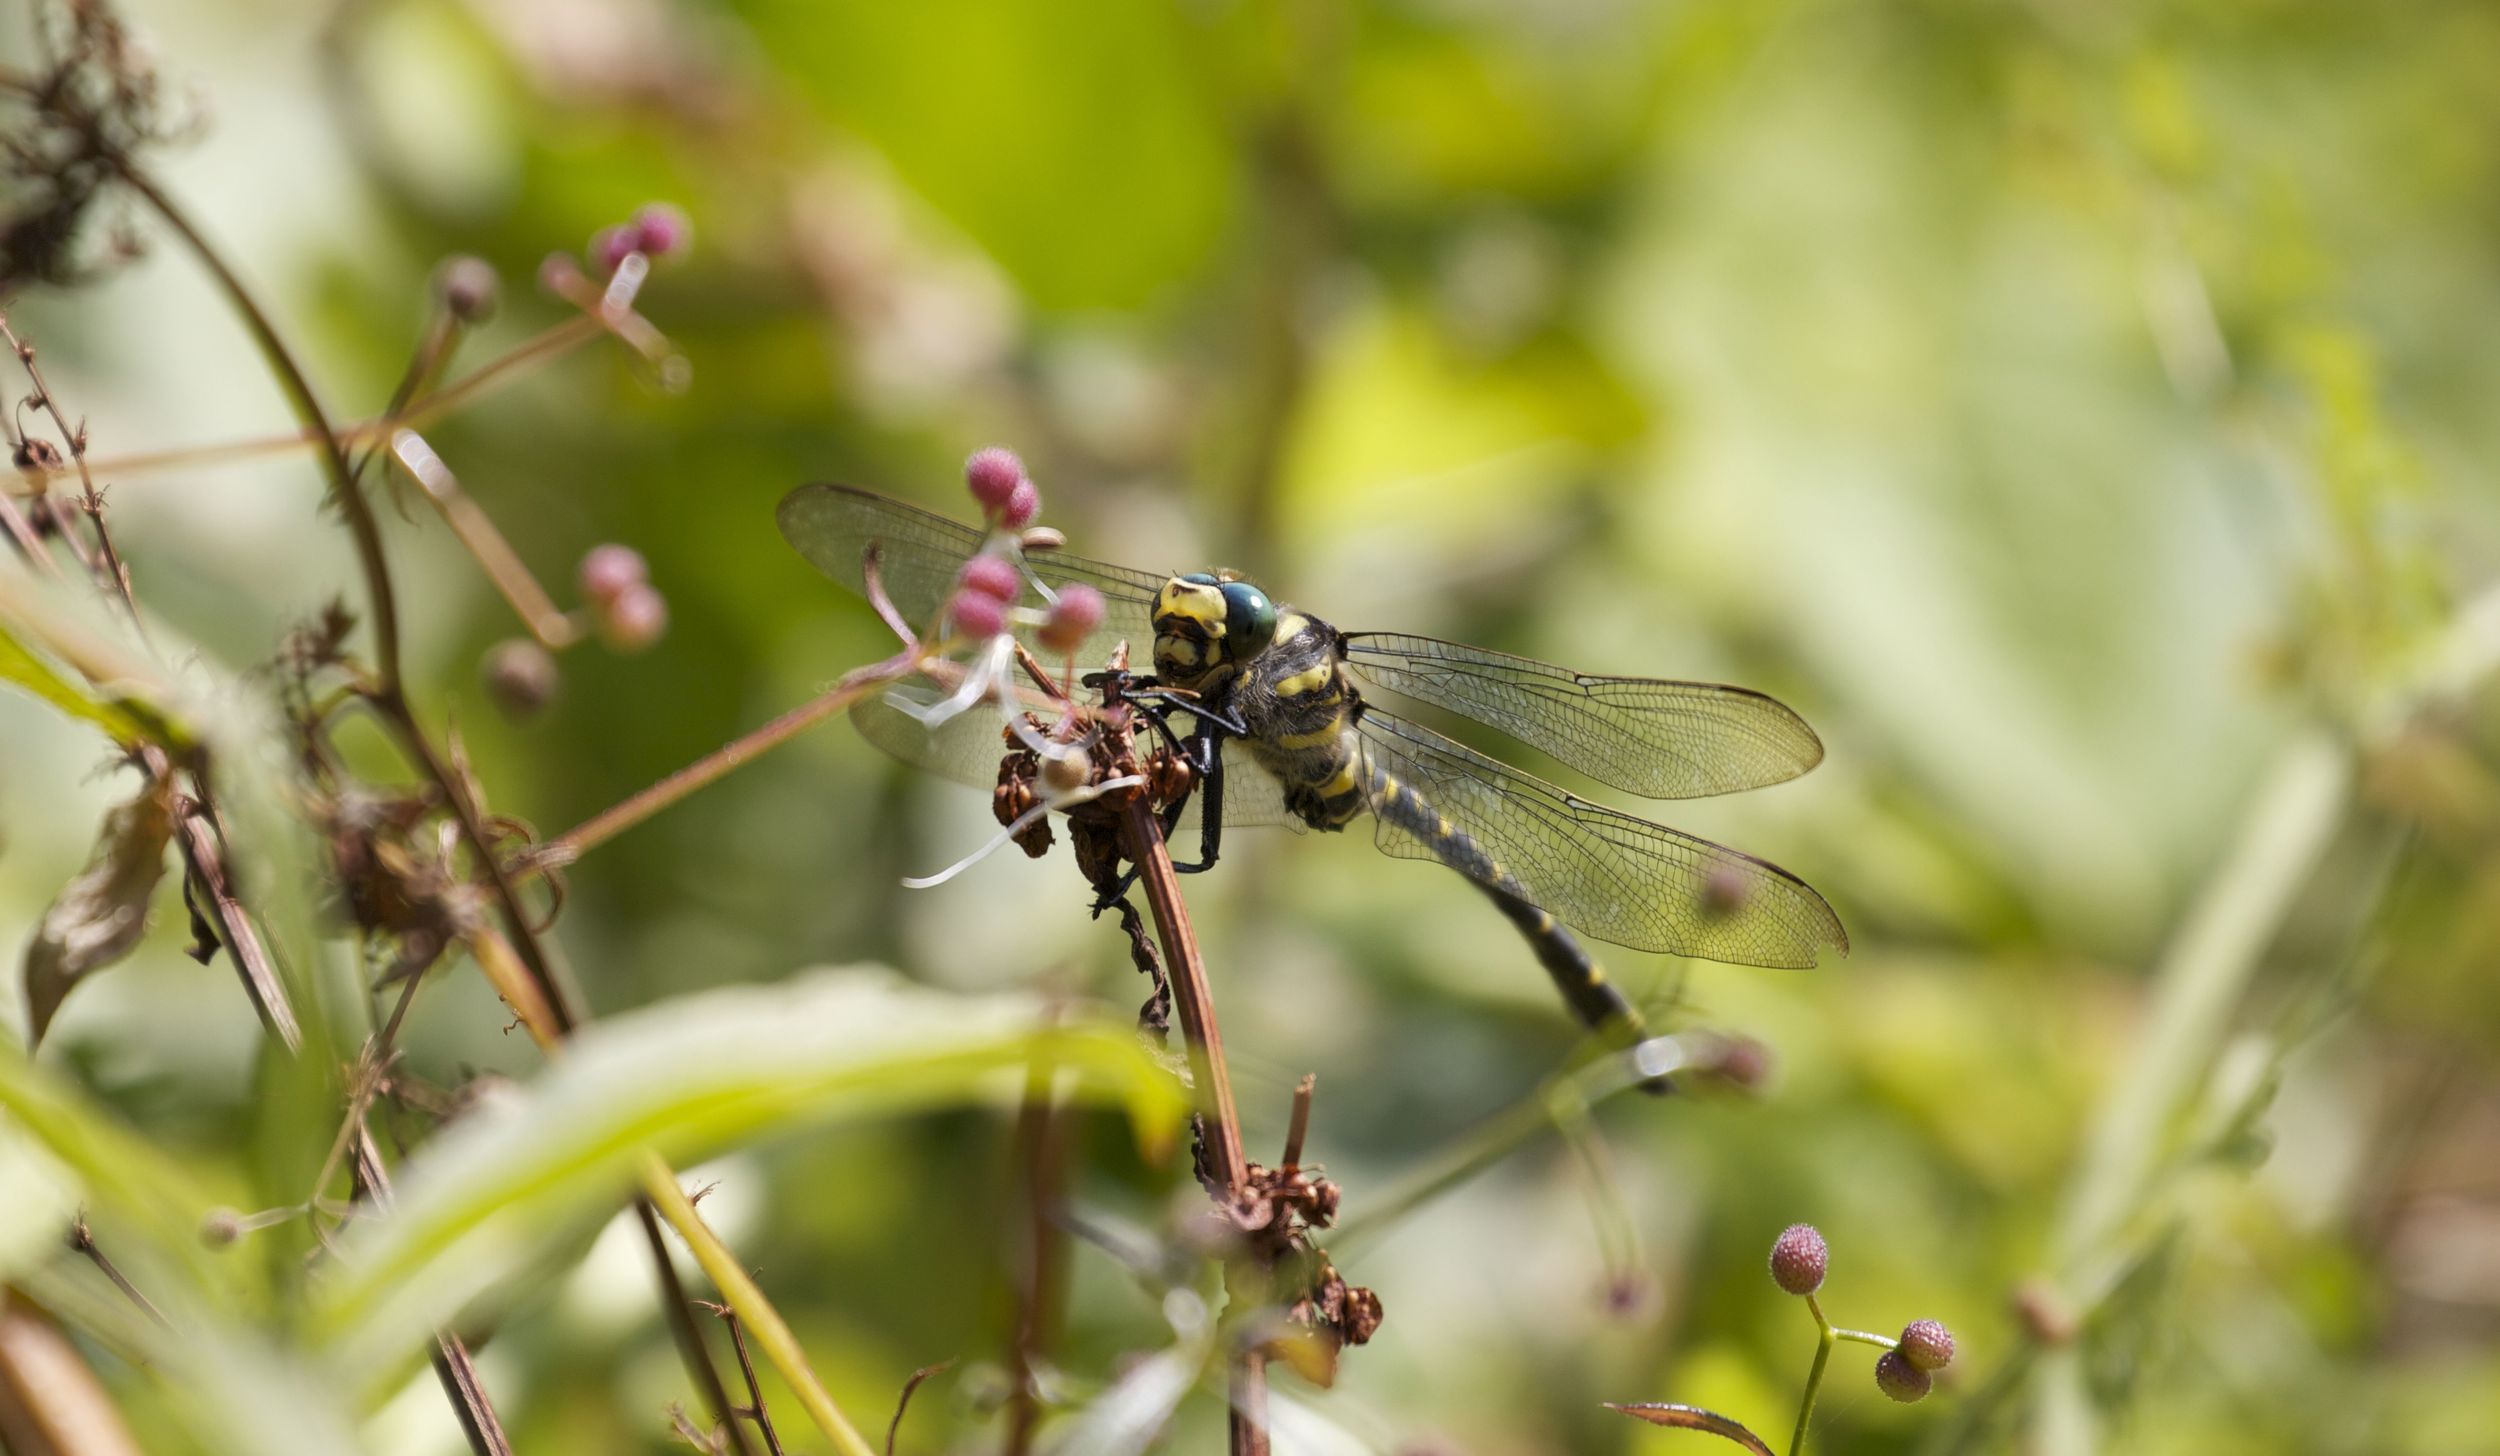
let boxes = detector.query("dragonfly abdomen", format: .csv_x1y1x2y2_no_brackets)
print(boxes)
1357,756,1649,1047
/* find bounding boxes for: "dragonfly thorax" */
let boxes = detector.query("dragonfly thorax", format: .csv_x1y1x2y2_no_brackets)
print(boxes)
1152,571,1277,691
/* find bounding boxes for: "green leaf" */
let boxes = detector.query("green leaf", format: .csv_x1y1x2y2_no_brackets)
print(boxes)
313,969,1188,1375
0,615,159,747
0,1037,227,1286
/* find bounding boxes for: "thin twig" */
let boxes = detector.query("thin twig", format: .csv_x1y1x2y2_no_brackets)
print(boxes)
351,1132,516,1456
706,1305,788,1456
4,314,612,492
65,1215,166,1329
886,1361,954,1456
530,651,919,868
1003,1046,1069,1455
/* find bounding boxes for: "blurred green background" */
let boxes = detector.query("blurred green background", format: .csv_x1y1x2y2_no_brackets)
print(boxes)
8,0,2500,1452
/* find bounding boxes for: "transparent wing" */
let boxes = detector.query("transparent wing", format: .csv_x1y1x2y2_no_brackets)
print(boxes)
777,484,1165,667
1342,632,1824,800
850,687,1301,832
1354,708,1846,967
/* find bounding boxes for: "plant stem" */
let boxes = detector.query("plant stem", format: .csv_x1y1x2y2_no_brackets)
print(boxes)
640,1156,878,1456
1113,789,1265,1456
533,652,919,867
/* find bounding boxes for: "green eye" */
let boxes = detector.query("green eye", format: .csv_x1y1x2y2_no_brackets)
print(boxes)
1180,571,1221,587
1221,581,1277,656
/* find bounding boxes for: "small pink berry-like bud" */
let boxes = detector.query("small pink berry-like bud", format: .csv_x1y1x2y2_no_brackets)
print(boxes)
957,553,1021,603
590,224,640,275
632,203,691,258
538,251,584,296
600,584,669,652
1000,477,1041,530
435,255,500,323
965,447,1026,513
948,588,1007,640
1898,1319,1955,1372
1874,1349,1932,1403
1769,1223,1827,1296
482,639,559,718
578,544,648,604
1038,584,1105,655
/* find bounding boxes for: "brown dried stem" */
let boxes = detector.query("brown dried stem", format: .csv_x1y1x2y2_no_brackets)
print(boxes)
1110,770,1265,1455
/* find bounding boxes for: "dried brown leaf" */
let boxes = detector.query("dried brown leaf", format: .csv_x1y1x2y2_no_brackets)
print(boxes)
24,774,175,1047
1605,1403,1778,1455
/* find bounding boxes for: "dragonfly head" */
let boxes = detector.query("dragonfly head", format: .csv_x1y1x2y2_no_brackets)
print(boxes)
1153,571,1277,689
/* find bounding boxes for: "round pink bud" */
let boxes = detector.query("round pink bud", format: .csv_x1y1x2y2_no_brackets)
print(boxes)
957,552,1021,603
590,224,640,275
435,255,499,323
965,447,1026,512
1769,1223,1828,1296
1000,477,1041,530
537,251,582,296
1898,1319,1955,1372
482,639,559,718
632,203,691,258
600,584,669,652
1874,1349,1932,1403
579,544,649,604
948,588,1008,640
1038,584,1105,655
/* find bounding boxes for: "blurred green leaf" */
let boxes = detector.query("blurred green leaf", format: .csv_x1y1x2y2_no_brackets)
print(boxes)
0,613,170,750
314,969,1187,1373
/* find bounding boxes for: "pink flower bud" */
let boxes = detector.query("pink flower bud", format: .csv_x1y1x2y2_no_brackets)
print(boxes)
1038,584,1105,655
600,585,669,652
435,255,499,323
1769,1223,1827,1296
578,544,649,604
957,553,1021,603
1000,477,1041,530
948,588,1007,640
965,447,1026,513
1898,1319,1955,1372
590,224,640,275
632,203,691,258
482,639,558,718
1875,1349,1932,1403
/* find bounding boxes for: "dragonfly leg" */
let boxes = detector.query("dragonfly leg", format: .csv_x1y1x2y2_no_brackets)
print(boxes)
1172,722,1226,874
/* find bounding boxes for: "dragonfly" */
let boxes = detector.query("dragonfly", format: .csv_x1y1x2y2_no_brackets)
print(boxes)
778,484,1846,1051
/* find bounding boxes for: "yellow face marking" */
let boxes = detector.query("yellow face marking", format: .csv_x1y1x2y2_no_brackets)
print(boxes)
1154,581,1224,635
1273,664,1333,698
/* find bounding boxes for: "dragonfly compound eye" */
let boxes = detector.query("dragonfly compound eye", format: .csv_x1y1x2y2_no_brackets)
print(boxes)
1220,581,1277,657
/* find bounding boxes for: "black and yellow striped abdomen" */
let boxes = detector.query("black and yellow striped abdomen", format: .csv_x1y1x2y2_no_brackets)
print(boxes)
1222,610,1649,1049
